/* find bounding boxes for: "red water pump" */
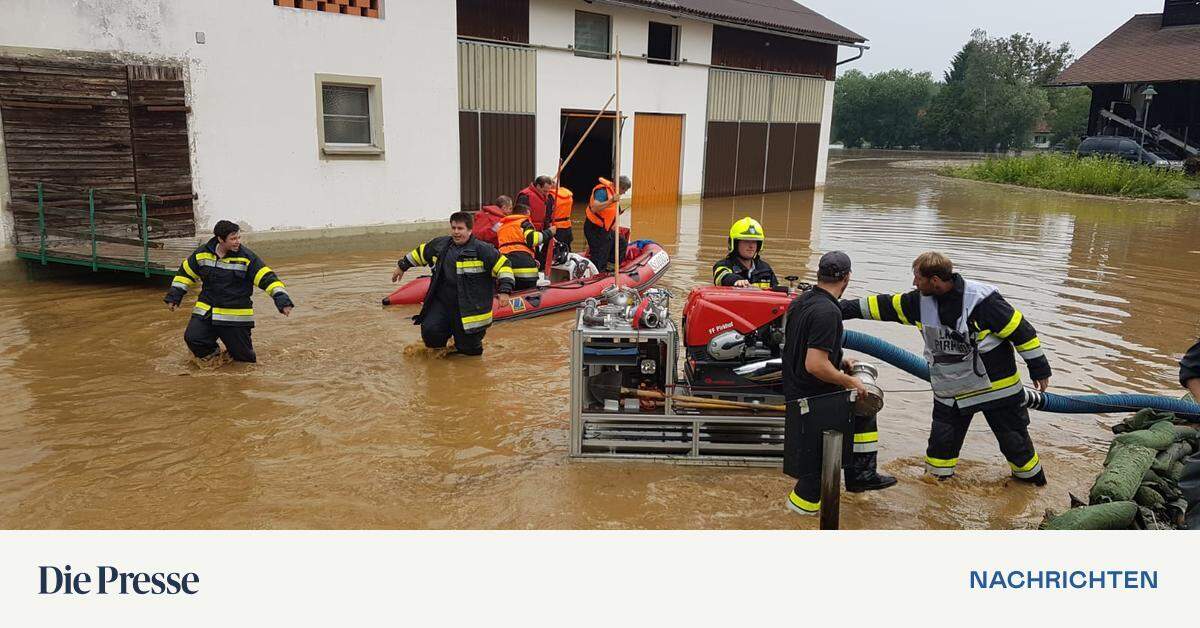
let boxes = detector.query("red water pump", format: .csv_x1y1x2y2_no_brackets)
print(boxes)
681,286,796,399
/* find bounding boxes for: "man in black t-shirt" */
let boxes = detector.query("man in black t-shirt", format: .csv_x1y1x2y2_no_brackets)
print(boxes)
782,251,897,516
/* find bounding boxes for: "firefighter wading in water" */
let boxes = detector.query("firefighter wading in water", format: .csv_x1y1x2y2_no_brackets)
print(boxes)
712,217,778,289
393,211,515,356
164,220,294,363
841,251,1051,486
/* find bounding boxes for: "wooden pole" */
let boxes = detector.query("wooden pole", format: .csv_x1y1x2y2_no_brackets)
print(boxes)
613,37,622,287
819,430,843,530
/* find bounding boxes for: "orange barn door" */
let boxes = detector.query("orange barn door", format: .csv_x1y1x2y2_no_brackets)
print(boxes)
631,113,683,209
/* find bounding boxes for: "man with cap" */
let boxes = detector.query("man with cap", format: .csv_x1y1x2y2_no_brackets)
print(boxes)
840,251,1050,486
782,251,897,516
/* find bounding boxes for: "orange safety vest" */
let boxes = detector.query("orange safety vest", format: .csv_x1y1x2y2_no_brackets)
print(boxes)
550,186,574,229
496,214,535,257
585,178,618,230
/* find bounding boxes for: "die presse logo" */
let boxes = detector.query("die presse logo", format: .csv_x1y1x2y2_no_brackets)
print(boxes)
39,564,199,595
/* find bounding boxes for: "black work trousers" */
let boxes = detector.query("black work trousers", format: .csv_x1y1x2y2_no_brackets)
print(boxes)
784,391,876,508
583,221,627,272
184,315,256,363
420,298,485,356
506,251,541,291
925,396,1041,479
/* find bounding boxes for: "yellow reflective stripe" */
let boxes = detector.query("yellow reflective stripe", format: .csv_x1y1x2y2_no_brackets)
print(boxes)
213,307,254,316
752,282,772,288
194,302,212,312
1016,337,1041,352
868,295,881,321
714,267,732,282
172,275,194,287
1009,453,1040,473
788,491,820,512
456,259,484,268
996,310,1023,339
461,311,493,325
265,280,285,294
957,373,1022,399
180,259,199,280
492,255,509,277
925,456,958,468
511,267,540,277
222,257,251,264
253,266,273,285
195,252,217,261
891,294,910,325
853,431,879,444
977,330,991,341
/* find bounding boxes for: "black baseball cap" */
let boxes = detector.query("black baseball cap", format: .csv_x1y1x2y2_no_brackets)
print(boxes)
818,251,852,280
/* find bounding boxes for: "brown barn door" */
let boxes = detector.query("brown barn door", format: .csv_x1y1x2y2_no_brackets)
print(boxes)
126,65,195,238
702,121,738,198
631,113,682,208
479,112,534,208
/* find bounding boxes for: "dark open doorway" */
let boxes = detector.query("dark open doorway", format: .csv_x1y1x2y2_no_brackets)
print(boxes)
559,110,617,204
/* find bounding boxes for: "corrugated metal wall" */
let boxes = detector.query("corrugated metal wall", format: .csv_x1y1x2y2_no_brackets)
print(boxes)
458,39,536,211
703,68,827,197
458,40,536,114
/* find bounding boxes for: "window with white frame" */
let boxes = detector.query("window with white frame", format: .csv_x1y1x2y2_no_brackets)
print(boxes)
647,21,680,66
574,11,611,59
315,74,385,156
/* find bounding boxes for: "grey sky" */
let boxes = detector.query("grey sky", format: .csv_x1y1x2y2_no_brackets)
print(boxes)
799,0,1166,77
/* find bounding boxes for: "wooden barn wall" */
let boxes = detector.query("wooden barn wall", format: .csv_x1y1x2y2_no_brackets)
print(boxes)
0,56,195,240
457,0,529,43
702,121,738,198
711,26,837,81
459,111,482,211
479,112,534,209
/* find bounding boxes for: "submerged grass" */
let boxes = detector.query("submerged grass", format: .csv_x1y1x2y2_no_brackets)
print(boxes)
943,153,1197,199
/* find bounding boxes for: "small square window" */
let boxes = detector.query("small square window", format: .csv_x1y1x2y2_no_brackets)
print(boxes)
647,21,679,66
575,11,611,59
315,74,384,157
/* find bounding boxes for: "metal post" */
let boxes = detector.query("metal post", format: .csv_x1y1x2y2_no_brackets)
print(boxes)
88,188,97,271
36,183,46,265
819,430,843,530
139,194,150,277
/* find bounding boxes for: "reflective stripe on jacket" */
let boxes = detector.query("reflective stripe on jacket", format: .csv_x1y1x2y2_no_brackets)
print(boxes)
712,252,778,289
397,235,514,334
165,237,293,327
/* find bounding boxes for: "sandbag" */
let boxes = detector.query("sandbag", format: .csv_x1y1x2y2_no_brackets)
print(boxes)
1168,461,1186,482
1174,425,1198,445
1153,442,1193,474
1042,501,1137,530
1114,409,1179,433
1092,443,1157,504
1135,485,1166,509
1113,421,1177,451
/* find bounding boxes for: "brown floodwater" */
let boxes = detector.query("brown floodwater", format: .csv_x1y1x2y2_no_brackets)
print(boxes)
2,151,1198,530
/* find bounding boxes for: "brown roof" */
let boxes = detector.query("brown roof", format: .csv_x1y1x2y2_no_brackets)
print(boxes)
606,0,865,44
1054,13,1200,85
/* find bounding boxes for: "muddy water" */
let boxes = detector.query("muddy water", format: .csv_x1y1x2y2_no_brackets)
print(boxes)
2,151,1198,529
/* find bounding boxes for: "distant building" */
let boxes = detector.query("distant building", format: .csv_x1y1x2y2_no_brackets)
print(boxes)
1032,121,1053,149
1054,1,1200,157
0,0,864,258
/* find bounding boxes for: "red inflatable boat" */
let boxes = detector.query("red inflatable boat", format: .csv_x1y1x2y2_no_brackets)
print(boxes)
382,241,670,322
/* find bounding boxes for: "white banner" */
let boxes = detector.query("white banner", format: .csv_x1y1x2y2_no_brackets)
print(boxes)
0,531,1191,626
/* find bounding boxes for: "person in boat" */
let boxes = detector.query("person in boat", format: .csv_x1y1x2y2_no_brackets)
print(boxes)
547,185,574,252
516,175,555,231
472,195,513,248
840,251,1051,486
1182,339,1200,400
782,251,895,516
712,217,778,289
164,220,294,363
392,212,514,356
583,175,631,273
497,203,555,291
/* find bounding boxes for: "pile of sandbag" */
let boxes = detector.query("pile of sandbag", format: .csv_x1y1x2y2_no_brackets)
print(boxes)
1041,408,1199,530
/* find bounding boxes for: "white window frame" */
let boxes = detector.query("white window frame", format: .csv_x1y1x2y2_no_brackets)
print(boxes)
646,21,680,66
315,74,385,157
574,10,612,59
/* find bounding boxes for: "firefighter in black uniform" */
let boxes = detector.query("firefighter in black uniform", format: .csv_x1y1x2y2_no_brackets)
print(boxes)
841,251,1051,486
392,211,515,356
782,251,897,516
164,220,294,363
712,216,778,289
1182,339,1200,400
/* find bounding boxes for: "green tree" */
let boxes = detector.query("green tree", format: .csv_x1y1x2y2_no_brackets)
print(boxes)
1047,86,1091,148
833,69,937,149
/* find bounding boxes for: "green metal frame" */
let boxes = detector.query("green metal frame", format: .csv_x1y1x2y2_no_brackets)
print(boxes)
18,182,175,278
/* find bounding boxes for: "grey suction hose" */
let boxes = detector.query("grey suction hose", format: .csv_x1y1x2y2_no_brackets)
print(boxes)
842,330,1200,421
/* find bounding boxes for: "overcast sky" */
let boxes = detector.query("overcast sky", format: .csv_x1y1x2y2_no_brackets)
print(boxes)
798,0,1166,77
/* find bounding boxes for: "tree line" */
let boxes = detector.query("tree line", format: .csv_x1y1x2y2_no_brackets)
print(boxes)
832,30,1091,152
